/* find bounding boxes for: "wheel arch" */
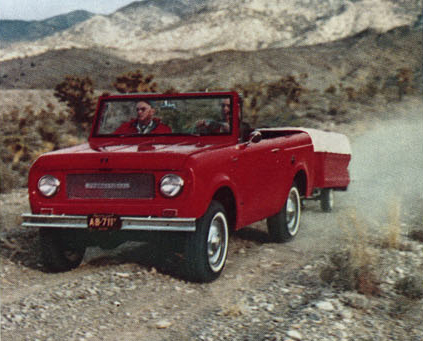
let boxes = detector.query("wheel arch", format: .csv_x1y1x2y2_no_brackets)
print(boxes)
293,169,308,197
212,186,237,232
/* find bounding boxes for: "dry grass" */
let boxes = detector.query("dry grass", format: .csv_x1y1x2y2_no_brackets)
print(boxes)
320,209,381,295
321,197,423,297
381,200,402,250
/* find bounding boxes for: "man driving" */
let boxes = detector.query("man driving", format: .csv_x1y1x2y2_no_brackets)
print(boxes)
114,101,171,134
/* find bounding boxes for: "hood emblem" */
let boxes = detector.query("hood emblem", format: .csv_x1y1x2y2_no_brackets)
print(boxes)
85,182,130,190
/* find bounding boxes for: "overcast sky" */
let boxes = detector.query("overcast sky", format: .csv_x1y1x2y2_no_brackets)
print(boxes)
0,0,137,20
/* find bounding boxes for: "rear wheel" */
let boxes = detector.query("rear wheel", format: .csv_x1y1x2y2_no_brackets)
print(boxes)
184,201,229,282
267,184,301,242
320,188,334,212
39,229,86,272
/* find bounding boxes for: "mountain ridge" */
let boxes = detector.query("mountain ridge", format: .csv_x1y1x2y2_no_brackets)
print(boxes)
116,0,207,18
1,25,421,94
0,0,420,63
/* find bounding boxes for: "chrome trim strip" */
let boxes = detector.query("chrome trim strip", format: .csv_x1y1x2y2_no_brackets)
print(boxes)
22,222,88,229
21,213,196,232
22,213,87,219
121,216,196,232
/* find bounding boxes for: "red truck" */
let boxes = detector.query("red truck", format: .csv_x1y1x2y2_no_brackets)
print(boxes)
23,91,351,282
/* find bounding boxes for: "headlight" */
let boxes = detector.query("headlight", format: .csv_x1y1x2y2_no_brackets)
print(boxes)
38,175,60,197
160,174,184,198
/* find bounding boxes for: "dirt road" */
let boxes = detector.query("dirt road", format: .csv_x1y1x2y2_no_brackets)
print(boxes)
0,194,353,340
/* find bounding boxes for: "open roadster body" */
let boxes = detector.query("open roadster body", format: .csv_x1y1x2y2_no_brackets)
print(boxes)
23,91,351,282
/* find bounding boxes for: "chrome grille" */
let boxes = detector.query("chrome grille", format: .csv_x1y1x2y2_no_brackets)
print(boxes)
67,173,155,199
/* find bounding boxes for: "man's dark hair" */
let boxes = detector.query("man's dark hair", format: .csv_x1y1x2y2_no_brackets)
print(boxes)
137,100,152,107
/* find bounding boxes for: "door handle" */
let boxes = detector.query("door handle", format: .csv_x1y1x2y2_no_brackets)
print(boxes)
271,148,280,153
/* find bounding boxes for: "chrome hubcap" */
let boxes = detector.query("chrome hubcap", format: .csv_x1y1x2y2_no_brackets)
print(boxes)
207,212,228,272
286,187,300,235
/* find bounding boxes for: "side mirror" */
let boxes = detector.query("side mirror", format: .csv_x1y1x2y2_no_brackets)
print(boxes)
249,131,262,144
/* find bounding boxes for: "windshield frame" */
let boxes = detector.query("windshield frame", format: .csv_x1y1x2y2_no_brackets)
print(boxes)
89,92,240,148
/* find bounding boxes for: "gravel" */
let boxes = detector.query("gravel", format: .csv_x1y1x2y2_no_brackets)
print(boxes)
1,195,422,341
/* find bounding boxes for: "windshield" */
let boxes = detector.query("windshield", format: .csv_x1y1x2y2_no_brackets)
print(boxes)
94,96,232,137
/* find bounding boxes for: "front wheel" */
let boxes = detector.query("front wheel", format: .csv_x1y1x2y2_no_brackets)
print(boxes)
267,184,301,242
39,229,86,272
184,201,229,282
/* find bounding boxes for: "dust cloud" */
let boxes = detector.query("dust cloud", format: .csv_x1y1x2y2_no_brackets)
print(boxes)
345,99,423,226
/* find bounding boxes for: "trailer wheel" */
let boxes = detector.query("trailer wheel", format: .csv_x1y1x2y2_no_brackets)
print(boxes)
39,229,86,272
267,183,301,242
320,188,334,212
184,201,229,282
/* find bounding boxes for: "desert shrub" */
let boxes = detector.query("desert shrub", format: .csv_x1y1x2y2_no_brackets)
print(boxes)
343,86,358,101
396,67,413,100
54,76,96,131
394,275,423,299
113,70,158,93
267,75,305,105
0,103,81,193
409,229,423,243
162,87,179,94
381,67,417,101
320,210,380,295
339,79,383,103
325,85,337,94
235,82,263,127
1,108,33,191
235,74,306,128
362,80,379,99
320,248,381,295
0,162,19,193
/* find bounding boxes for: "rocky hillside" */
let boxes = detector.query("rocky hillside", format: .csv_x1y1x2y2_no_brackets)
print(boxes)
0,0,421,63
1,25,421,94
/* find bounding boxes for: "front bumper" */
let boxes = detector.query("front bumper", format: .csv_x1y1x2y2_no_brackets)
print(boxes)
22,213,196,232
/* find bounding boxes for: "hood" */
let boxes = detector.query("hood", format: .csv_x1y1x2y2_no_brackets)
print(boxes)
33,142,223,171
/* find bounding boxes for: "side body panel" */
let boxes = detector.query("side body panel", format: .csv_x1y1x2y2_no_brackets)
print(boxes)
313,152,351,189
259,128,351,191
233,133,314,228
186,132,314,230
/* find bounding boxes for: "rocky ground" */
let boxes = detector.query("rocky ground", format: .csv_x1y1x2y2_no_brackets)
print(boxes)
1,190,422,341
1,96,423,340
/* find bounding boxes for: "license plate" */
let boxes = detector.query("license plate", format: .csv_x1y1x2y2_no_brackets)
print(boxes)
88,214,121,231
